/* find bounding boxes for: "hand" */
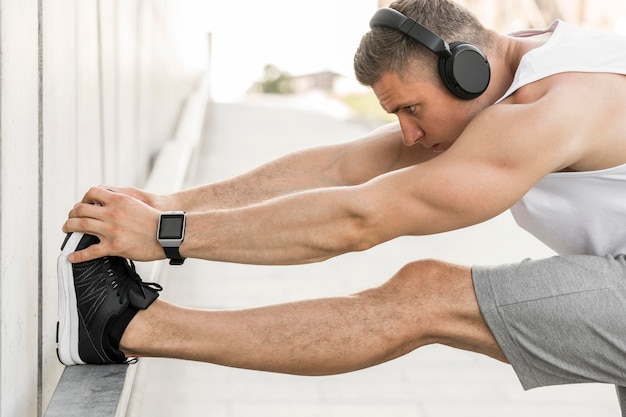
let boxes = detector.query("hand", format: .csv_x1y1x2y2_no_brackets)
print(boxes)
102,185,177,212
62,185,166,263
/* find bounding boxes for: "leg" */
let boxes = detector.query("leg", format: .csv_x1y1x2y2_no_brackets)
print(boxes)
120,259,507,375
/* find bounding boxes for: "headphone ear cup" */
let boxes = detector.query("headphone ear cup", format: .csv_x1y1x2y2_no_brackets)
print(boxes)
438,41,490,99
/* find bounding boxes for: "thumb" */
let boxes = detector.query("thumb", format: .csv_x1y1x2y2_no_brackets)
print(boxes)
67,243,106,264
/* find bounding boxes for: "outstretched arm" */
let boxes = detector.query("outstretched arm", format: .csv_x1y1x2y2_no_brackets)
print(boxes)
62,122,436,263
64,81,589,265
108,122,428,212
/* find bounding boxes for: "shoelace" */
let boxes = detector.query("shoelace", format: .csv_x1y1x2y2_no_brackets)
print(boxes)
105,257,163,305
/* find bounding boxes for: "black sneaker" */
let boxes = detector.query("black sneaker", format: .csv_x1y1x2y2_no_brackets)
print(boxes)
57,232,162,365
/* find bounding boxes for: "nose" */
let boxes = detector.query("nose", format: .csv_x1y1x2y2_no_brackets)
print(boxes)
399,122,425,147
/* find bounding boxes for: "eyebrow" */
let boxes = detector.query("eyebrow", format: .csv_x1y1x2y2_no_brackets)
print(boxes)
386,104,404,114
389,103,414,115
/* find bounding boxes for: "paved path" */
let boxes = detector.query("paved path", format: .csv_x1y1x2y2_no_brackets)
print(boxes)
127,95,620,417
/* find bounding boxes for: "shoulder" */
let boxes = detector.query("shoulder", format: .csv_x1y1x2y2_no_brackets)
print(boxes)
456,77,586,173
497,71,626,171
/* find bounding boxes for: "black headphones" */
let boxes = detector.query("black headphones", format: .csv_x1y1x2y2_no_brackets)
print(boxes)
369,8,490,99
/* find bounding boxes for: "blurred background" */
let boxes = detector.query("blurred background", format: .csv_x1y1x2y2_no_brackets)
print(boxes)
176,0,626,119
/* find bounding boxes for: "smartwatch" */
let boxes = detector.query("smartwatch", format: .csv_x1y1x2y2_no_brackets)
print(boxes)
157,211,186,265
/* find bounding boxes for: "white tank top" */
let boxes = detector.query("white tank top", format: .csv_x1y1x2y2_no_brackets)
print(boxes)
503,21,626,255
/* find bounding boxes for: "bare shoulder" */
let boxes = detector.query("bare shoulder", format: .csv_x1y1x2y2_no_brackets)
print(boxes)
350,73,626,236
496,72,626,171
410,74,617,215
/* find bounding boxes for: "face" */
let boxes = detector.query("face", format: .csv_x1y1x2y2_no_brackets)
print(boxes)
373,71,484,152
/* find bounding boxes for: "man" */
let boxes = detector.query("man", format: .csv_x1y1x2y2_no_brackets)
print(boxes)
59,0,626,412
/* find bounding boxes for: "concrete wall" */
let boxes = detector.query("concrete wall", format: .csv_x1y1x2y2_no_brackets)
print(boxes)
0,1,208,416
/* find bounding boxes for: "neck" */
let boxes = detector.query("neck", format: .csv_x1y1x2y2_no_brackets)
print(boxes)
481,32,551,104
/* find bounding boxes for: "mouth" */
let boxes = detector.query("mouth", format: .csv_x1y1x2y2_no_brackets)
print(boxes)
431,144,444,153
415,139,444,153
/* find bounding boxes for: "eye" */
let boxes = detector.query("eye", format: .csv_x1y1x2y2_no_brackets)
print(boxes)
404,105,417,114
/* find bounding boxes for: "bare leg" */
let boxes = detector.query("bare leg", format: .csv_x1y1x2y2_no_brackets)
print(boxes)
120,259,507,375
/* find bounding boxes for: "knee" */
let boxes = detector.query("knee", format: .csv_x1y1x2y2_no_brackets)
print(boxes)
399,258,448,276
390,259,462,294
357,259,453,311
352,259,464,346
359,260,496,357
356,258,471,311
373,259,472,321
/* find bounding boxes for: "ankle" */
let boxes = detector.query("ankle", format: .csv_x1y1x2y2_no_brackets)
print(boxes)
119,300,160,357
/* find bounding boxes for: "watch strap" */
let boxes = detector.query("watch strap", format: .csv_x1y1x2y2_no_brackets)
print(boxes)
164,246,185,265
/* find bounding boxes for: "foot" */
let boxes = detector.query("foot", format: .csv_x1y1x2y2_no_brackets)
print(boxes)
57,232,162,365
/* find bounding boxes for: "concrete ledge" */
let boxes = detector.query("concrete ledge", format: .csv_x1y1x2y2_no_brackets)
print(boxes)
44,71,210,417
45,365,133,417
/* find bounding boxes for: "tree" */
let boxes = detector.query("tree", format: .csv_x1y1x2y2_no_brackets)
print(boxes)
258,64,293,94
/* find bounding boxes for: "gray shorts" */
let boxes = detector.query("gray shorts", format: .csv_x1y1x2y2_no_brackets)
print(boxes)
472,254,626,391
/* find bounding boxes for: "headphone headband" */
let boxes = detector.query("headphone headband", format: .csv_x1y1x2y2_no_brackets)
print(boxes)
369,8,450,57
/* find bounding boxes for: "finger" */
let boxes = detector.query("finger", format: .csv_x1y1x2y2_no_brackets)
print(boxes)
101,184,123,194
67,242,107,264
80,185,117,205
66,202,105,223
62,213,104,236
103,185,149,204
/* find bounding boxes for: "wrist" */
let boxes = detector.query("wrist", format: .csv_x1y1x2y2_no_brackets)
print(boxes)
173,186,218,212
156,211,186,265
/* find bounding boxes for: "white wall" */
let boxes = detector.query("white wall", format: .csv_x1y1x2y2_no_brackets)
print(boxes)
0,1,208,416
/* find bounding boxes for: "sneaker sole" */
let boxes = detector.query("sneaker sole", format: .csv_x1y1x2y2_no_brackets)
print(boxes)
57,232,86,365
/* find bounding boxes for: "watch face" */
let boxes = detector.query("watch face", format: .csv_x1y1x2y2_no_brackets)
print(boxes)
158,214,184,239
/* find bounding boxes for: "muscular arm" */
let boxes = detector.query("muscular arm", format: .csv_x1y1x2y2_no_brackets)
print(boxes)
66,75,598,264
159,122,430,211
178,85,591,265
65,122,432,262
